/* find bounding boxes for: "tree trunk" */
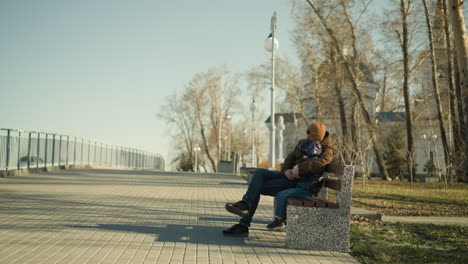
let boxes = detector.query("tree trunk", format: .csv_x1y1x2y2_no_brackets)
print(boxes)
350,98,359,163
454,58,466,143
443,0,462,183
381,69,388,112
454,58,467,180
306,0,391,180
400,0,416,184
194,91,217,172
448,0,468,182
422,0,451,181
331,47,350,163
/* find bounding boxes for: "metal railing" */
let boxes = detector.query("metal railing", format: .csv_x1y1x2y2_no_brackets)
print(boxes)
0,128,164,171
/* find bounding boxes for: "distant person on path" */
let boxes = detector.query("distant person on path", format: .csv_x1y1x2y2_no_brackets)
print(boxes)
222,121,334,237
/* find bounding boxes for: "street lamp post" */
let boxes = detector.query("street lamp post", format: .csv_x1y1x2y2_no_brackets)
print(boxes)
249,99,257,167
265,11,278,170
241,129,247,167
277,115,285,162
422,134,438,177
226,115,232,161
193,145,201,172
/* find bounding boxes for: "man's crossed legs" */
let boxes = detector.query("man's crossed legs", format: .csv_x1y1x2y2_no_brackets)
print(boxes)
223,168,312,237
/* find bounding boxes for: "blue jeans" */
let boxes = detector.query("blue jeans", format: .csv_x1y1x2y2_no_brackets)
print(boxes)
240,168,297,227
274,188,313,219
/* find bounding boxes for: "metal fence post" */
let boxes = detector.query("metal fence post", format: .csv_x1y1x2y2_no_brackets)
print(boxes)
17,131,21,170
117,147,120,168
5,129,11,171
27,132,32,169
110,145,114,167
119,147,122,168
104,144,108,165
122,147,125,168
135,150,138,169
66,135,69,165
127,149,129,168
58,135,62,166
94,142,97,165
115,146,118,167
51,134,55,166
73,137,77,165
81,138,84,165
44,134,48,168
36,133,40,169
88,140,90,166
126,148,129,168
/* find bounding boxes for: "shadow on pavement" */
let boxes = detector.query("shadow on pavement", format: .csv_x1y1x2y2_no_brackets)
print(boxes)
198,216,271,225
67,223,268,247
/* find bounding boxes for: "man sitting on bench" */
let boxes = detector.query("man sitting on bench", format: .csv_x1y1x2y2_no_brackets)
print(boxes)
222,121,334,237
266,138,325,231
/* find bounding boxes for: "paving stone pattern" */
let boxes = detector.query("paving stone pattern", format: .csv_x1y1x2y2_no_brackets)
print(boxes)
0,169,358,264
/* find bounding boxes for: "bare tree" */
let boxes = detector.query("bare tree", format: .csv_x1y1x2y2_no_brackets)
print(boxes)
188,75,217,172
441,0,464,183
158,92,198,171
421,0,451,178
159,67,241,172
398,0,418,183
305,0,391,180
448,0,468,182
247,56,310,126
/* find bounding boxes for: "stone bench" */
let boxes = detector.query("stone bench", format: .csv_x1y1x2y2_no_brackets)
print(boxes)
285,164,355,252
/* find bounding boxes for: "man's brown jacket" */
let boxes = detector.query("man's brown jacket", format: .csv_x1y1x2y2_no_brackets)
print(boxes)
280,132,334,176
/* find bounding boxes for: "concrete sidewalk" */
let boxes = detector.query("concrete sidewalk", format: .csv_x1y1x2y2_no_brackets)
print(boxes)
0,169,358,264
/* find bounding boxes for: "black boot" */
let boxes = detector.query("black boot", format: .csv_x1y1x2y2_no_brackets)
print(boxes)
222,224,249,237
225,200,249,218
266,216,286,231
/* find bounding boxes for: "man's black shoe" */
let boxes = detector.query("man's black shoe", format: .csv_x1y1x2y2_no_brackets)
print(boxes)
267,217,286,231
225,201,249,218
222,224,249,237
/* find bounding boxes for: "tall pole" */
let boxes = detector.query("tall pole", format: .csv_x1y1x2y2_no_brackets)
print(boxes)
277,116,285,162
448,0,468,182
227,116,231,161
193,145,200,172
269,12,277,170
250,99,256,167
194,150,198,172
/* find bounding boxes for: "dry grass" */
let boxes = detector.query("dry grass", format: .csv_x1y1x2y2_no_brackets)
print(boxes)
351,180,468,216
350,216,468,264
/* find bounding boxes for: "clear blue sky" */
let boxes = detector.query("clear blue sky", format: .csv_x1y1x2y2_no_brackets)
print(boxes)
0,0,300,163
0,0,465,167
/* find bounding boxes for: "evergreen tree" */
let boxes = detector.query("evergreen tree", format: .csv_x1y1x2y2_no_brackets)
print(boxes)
384,126,406,180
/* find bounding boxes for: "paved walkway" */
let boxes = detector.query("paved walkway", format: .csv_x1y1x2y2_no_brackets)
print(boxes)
0,169,358,264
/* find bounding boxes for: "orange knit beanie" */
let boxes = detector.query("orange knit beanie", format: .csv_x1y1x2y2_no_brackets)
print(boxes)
307,121,326,141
